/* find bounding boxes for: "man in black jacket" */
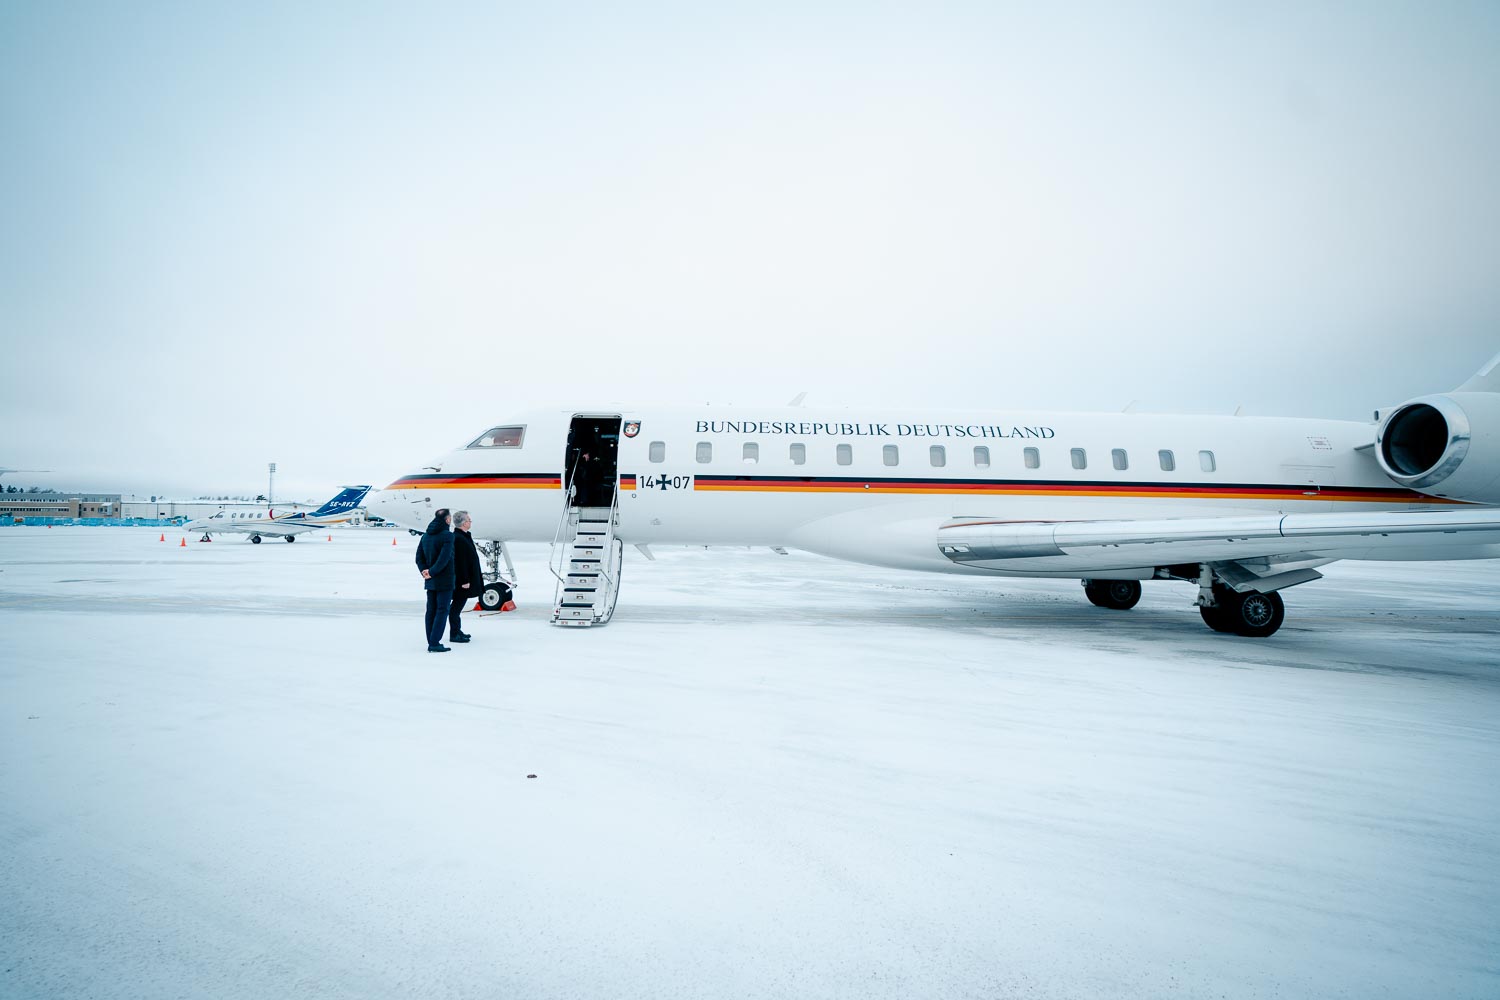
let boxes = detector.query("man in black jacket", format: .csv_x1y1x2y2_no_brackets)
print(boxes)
414,508,454,652
448,510,484,643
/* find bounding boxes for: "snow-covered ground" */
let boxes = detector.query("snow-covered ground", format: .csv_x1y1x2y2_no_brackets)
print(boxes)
2,526,1497,999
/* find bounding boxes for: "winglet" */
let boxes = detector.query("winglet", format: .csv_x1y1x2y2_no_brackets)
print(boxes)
1457,350,1500,393
787,392,807,407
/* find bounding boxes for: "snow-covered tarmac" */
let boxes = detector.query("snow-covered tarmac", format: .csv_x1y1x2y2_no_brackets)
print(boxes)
2,526,1497,999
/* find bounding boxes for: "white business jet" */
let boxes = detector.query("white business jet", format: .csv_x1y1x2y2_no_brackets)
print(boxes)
186,486,372,543
367,354,1500,636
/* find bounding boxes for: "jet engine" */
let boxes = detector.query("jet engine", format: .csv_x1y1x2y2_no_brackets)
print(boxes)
1375,392,1500,504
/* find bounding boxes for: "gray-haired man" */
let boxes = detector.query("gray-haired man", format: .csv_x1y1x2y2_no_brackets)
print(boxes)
448,510,484,643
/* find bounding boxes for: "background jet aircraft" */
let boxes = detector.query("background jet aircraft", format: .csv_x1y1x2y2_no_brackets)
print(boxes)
186,486,372,543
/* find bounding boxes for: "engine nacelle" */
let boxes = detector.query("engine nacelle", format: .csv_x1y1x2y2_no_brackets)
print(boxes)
1375,392,1500,504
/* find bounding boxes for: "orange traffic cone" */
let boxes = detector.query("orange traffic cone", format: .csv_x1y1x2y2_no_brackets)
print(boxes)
179,537,186,547
327,535,332,541
391,537,397,546
159,533,165,542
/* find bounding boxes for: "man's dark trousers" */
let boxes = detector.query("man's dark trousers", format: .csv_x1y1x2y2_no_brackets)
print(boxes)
425,589,453,647
449,591,470,637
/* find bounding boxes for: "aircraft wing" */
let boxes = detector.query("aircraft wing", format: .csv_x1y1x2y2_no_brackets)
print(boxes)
245,520,321,537
938,507,1500,571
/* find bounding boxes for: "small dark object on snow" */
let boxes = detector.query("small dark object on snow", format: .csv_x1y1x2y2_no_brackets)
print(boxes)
526,774,537,779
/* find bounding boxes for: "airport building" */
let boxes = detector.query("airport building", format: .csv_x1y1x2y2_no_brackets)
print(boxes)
4,492,368,525
118,500,277,521
1,495,121,520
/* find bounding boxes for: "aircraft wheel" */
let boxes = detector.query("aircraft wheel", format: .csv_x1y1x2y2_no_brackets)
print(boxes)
1224,590,1284,638
1199,603,1233,632
284,535,296,543
480,581,512,610
1084,579,1141,610
250,534,262,544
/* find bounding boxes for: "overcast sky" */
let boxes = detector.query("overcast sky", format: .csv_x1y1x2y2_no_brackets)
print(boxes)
3,2,1498,498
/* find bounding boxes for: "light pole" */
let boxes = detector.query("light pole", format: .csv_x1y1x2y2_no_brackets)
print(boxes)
268,463,276,506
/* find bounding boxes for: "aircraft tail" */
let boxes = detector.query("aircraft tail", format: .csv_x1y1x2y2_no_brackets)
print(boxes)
310,485,373,518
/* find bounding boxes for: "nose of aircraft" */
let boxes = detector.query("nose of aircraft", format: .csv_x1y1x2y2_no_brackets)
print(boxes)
368,488,434,530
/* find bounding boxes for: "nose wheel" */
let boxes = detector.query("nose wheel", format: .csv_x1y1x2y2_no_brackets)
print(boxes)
480,581,514,610
250,534,261,544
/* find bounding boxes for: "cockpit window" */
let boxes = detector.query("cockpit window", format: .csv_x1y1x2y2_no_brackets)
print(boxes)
467,425,526,449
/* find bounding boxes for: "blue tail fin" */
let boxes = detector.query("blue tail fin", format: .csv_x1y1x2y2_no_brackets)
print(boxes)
311,485,373,518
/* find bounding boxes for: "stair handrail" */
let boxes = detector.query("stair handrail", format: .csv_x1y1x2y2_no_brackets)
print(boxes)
594,482,623,591
548,461,581,584
596,537,625,624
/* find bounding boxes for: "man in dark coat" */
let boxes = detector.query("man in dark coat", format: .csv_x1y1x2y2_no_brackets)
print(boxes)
448,510,484,643
414,508,454,652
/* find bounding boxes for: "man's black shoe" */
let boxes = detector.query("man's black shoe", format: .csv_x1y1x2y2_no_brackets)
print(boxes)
451,633,471,643
427,644,450,653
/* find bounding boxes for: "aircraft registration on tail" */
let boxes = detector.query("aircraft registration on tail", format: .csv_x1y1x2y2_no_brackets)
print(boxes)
368,353,1500,636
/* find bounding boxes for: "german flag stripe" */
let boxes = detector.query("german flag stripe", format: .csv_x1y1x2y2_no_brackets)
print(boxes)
690,475,1455,504
385,473,561,490
384,471,1457,504
387,472,643,491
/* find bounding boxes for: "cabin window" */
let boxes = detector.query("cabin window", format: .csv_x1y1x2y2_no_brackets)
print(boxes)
743,442,759,464
1024,447,1040,469
1159,449,1176,472
467,425,525,449
649,441,666,463
790,443,807,466
696,442,712,463
929,445,946,468
973,446,990,468
1199,450,1216,472
883,445,900,467
1071,448,1087,470
836,444,853,466
1112,448,1128,471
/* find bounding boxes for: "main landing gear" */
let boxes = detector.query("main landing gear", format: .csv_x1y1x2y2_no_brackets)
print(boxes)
1082,569,1289,638
250,534,261,544
1199,586,1284,638
1082,579,1141,610
284,534,296,543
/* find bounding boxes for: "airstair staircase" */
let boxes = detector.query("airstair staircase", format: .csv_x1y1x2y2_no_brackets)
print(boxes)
550,499,623,628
